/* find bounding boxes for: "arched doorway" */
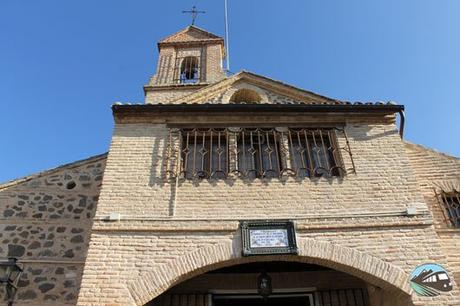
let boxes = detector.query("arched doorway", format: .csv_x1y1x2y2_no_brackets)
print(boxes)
145,261,371,306
128,240,413,306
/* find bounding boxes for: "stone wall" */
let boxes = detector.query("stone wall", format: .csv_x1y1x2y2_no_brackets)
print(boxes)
406,142,460,282
0,154,106,305
77,112,460,305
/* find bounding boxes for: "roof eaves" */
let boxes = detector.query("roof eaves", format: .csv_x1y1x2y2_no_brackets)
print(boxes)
112,103,404,115
157,25,224,49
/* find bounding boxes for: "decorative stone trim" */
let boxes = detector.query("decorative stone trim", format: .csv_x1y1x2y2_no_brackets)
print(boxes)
221,83,269,103
169,71,341,105
91,215,432,232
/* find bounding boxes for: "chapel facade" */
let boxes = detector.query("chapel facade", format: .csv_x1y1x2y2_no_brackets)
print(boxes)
1,25,460,306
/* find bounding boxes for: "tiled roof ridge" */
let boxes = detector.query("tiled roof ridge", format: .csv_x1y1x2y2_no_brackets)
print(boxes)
158,25,223,44
114,101,399,106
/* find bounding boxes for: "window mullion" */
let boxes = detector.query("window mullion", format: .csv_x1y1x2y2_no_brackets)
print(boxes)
277,128,292,177
209,130,213,178
257,130,264,177
272,130,281,177
227,128,239,176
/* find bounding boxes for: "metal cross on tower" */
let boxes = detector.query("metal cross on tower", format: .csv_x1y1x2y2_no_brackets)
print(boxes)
182,6,206,25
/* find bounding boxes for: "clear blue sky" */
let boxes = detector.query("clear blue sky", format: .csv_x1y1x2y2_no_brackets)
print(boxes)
1,0,459,183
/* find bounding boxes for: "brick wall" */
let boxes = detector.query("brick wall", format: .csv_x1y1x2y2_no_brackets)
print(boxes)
145,87,204,104
144,42,225,104
92,121,427,218
77,114,460,305
204,44,225,84
406,142,460,283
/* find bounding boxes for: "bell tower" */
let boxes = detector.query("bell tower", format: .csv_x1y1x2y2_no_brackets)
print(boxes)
144,26,227,103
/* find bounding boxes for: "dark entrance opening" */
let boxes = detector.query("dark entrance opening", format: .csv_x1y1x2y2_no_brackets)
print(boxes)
144,261,370,306
214,294,311,306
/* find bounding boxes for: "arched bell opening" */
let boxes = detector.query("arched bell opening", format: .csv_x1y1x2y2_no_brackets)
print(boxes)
179,56,200,84
144,261,388,306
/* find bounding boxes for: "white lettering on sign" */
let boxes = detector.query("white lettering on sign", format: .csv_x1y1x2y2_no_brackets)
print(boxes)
249,229,289,248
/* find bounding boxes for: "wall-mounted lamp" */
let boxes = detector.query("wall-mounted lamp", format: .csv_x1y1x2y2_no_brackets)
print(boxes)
257,271,272,300
0,258,23,306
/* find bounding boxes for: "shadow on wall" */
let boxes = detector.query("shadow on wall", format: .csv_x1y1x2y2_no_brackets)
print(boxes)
349,125,399,141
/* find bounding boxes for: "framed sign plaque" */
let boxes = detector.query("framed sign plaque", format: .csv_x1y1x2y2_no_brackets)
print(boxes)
241,220,298,256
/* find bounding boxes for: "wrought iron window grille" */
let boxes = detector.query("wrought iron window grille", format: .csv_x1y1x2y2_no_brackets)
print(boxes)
165,127,355,180
435,190,460,228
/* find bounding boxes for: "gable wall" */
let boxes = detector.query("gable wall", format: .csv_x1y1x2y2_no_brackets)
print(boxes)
266,90,312,104
0,156,105,305
171,79,332,105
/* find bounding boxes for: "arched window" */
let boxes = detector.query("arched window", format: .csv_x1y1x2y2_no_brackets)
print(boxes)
179,56,199,83
229,89,262,103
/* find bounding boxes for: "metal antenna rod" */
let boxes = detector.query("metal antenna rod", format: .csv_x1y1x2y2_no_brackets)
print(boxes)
224,0,230,72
